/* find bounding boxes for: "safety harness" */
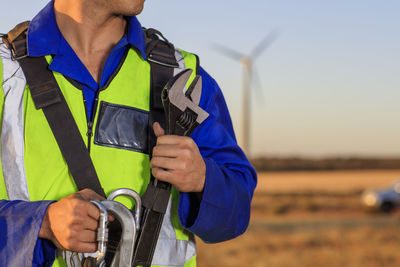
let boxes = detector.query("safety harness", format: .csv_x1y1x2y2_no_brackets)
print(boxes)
2,21,196,266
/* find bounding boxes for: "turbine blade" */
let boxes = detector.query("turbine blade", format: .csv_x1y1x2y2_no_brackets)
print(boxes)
212,43,245,61
250,30,279,60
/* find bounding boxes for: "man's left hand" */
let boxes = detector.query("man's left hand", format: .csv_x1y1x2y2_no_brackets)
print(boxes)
151,122,206,193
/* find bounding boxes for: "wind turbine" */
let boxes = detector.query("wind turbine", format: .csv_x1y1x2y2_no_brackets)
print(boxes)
213,31,278,157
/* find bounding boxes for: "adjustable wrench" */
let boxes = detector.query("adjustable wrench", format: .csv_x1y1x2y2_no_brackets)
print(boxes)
162,68,209,136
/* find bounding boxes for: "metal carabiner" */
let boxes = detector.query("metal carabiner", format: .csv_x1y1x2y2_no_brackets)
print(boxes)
107,188,142,231
65,200,108,267
101,188,142,266
63,188,141,267
89,200,109,267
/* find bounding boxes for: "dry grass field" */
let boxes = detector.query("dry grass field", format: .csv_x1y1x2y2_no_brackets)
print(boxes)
256,170,400,193
196,170,400,267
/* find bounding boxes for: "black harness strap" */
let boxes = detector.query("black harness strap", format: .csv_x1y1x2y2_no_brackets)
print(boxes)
132,29,178,267
2,22,106,198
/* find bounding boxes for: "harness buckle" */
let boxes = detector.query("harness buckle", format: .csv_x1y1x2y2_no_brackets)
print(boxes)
2,21,30,61
2,33,28,61
10,48,28,61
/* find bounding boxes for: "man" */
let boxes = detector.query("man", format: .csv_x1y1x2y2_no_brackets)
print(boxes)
0,0,257,266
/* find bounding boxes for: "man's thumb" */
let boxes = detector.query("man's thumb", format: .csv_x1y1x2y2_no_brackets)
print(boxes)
153,122,165,137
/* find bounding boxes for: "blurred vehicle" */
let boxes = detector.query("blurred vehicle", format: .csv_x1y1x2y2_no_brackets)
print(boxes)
362,179,400,213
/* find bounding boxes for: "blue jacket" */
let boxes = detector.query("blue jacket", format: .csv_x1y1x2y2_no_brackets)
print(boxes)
0,1,257,266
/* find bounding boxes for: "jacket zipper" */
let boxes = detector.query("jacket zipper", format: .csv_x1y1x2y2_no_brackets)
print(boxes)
85,91,100,153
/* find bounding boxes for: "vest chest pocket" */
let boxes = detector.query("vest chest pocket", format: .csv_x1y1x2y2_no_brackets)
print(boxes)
94,101,149,154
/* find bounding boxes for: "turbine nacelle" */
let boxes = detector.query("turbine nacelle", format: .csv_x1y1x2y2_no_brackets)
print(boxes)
240,57,252,68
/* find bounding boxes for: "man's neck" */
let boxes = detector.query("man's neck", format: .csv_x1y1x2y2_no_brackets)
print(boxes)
54,0,127,83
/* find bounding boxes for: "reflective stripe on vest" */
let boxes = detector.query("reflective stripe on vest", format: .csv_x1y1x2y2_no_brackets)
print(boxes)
0,41,198,267
0,41,29,201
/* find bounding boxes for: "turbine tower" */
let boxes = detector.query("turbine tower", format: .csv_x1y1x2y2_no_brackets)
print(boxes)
213,31,278,156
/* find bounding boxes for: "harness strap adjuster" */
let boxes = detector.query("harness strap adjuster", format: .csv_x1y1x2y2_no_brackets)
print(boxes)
144,28,179,68
147,56,179,68
29,81,62,109
2,21,30,61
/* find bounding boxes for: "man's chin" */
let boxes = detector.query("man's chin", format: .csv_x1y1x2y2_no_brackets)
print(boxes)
119,2,145,17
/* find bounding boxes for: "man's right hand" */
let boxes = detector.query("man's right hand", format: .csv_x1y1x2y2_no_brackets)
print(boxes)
39,189,105,252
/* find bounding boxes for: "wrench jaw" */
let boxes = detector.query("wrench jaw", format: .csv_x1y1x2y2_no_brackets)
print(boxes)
185,75,202,104
162,69,209,137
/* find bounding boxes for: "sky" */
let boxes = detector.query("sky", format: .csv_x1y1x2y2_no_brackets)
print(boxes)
1,0,400,158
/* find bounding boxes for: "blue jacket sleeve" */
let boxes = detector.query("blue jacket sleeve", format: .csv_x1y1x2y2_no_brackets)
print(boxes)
0,200,56,266
178,67,257,243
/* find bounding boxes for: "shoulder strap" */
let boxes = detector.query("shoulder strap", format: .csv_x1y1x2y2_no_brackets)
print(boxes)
2,22,106,197
132,28,179,267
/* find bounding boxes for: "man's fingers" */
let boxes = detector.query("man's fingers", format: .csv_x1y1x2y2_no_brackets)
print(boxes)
86,202,101,221
156,135,193,146
73,242,97,253
78,188,105,202
152,144,181,158
153,122,165,137
151,156,184,171
78,230,97,243
82,216,99,231
151,167,175,183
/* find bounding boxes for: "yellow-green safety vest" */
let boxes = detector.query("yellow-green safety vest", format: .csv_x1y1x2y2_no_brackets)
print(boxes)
0,39,198,267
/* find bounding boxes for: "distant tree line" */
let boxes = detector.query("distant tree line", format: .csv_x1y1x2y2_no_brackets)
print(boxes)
251,157,400,172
